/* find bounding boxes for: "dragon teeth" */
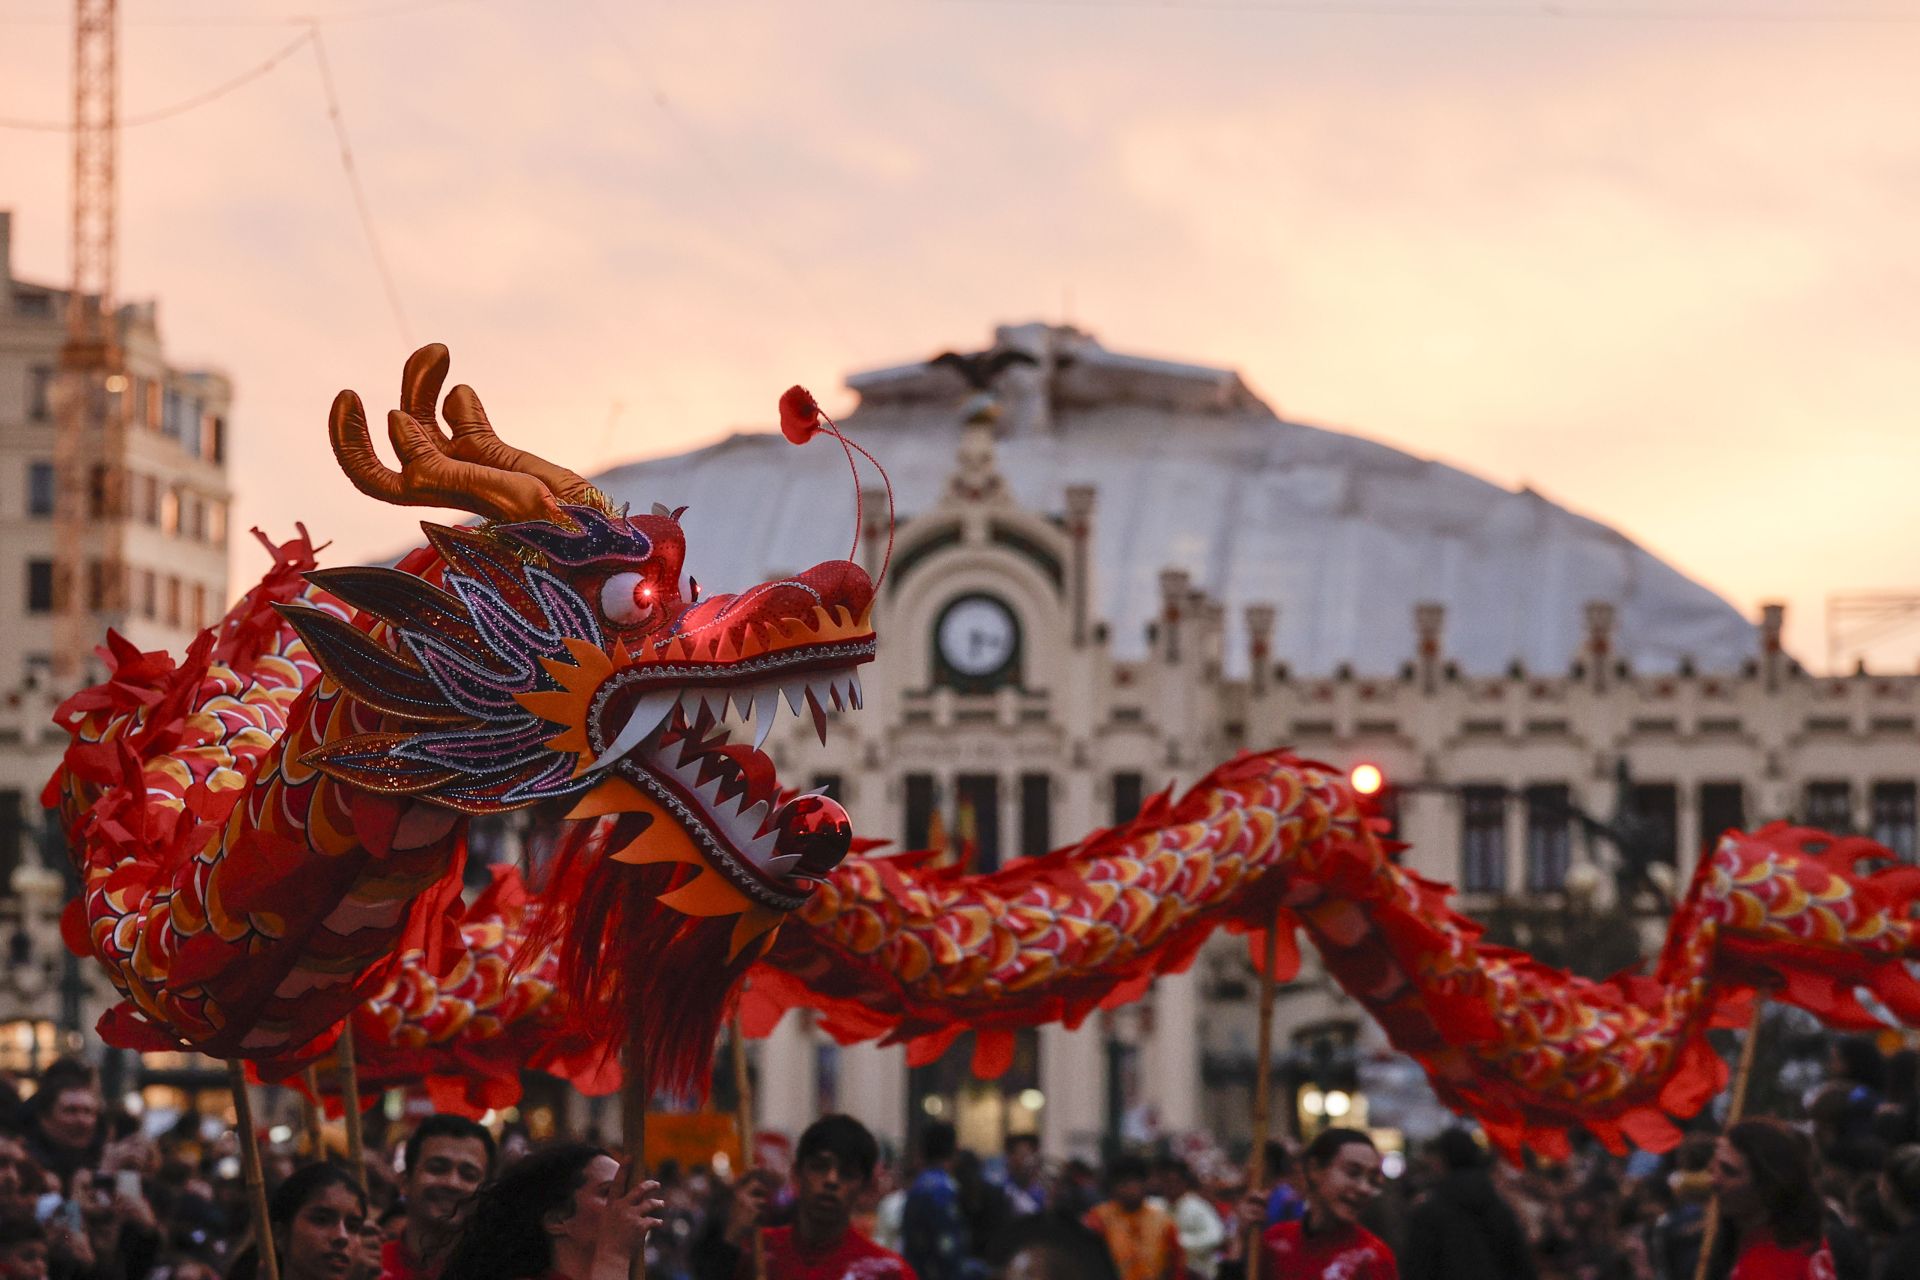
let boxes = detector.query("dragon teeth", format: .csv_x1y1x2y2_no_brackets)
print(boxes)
804,687,829,745
585,689,679,773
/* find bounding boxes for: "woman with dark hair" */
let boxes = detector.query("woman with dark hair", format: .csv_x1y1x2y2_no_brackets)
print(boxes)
1228,1129,1397,1279
436,1143,663,1280
1874,1144,1920,1280
1710,1119,1835,1280
227,1163,365,1280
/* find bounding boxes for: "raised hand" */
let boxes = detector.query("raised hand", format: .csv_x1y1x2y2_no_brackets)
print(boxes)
588,1167,664,1280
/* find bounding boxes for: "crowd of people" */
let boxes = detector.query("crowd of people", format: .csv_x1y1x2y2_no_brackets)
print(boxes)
5,1035,1920,1279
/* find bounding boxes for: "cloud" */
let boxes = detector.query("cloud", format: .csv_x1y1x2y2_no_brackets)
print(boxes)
3,0,1916,667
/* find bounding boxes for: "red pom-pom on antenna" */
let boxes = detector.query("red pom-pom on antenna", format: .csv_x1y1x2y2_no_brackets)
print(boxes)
779,386,823,445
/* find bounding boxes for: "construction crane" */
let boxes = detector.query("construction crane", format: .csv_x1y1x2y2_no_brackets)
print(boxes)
51,0,125,684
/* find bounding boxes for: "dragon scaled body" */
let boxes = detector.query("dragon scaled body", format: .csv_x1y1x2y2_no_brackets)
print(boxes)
51,343,1920,1157
338,753,1920,1160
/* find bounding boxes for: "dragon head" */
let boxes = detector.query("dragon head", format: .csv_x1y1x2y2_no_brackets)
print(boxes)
281,346,874,978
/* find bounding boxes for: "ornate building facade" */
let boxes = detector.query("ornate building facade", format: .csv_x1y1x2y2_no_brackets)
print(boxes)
595,322,1920,1160
0,210,233,1081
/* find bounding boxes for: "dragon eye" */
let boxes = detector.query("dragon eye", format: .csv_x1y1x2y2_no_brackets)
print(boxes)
600,572,660,627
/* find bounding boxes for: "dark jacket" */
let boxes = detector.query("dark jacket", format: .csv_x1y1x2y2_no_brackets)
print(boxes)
1400,1169,1537,1280
1876,1218,1920,1280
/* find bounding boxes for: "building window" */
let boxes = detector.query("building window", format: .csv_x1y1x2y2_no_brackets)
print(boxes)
190,582,207,629
1112,771,1145,826
1699,782,1747,859
810,773,843,802
138,474,158,525
25,560,55,614
28,366,53,421
165,576,181,627
139,570,156,619
1871,782,1917,861
1805,781,1853,833
904,774,936,852
1628,783,1679,866
1524,784,1571,892
1020,773,1052,859
207,499,227,546
208,415,226,464
87,464,111,519
161,488,179,536
26,462,54,517
1461,785,1507,894
0,791,21,899
86,560,110,611
955,773,1001,874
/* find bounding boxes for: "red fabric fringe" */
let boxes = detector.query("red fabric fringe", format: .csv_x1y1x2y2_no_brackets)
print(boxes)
527,820,763,1102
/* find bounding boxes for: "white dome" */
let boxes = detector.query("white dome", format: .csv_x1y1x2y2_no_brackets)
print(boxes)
595,323,1756,679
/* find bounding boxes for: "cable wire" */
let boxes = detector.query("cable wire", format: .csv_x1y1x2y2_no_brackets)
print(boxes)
0,0,491,26
575,0,881,355
0,29,313,130
937,0,1920,20
308,23,413,344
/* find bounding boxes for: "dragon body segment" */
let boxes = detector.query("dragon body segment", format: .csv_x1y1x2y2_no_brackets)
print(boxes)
48,533,469,1059
338,751,1920,1159
50,346,877,1096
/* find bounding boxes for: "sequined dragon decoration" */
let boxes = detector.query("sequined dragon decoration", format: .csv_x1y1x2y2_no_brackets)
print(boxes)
50,343,1920,1155
333,752,1920,1160
47,345,875,1095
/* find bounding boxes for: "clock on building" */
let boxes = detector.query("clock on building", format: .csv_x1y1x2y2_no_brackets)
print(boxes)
935,594,1020,687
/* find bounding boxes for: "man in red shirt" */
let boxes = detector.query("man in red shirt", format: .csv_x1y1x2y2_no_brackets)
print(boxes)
750,1115,917,1280
1229,1129,1397,1280
380,1115,495,1280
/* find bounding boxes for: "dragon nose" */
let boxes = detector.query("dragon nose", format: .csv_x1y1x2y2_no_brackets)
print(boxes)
777,794,853,879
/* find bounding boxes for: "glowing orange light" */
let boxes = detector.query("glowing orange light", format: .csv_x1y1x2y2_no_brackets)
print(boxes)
1350,763,1384,796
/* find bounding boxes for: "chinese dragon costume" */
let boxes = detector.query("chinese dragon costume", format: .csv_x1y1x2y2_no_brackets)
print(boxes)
47,345,1920,1159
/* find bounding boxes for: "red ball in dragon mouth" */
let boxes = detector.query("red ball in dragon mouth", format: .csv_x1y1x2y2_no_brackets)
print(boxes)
778,793,853,879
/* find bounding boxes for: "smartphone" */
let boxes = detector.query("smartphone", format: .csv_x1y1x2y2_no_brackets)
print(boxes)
114,1171,142,1199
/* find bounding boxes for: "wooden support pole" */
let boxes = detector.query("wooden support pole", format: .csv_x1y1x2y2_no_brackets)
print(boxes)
338,1022,368,1200
624,1018,648,1280
730,1019,765,1280
1691,999,1768,1280
301,1067,324,1159
230,1061,280,1280
1245,924,1281,1280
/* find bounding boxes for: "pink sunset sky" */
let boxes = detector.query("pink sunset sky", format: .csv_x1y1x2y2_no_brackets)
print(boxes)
2,0,1916,670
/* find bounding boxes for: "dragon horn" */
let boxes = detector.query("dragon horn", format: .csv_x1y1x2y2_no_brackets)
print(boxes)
442,381,611,512
402,342,606,510
331,344,611,525
328,386,564,525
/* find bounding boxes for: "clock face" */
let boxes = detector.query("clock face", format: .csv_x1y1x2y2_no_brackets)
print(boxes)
937,595,1019,679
